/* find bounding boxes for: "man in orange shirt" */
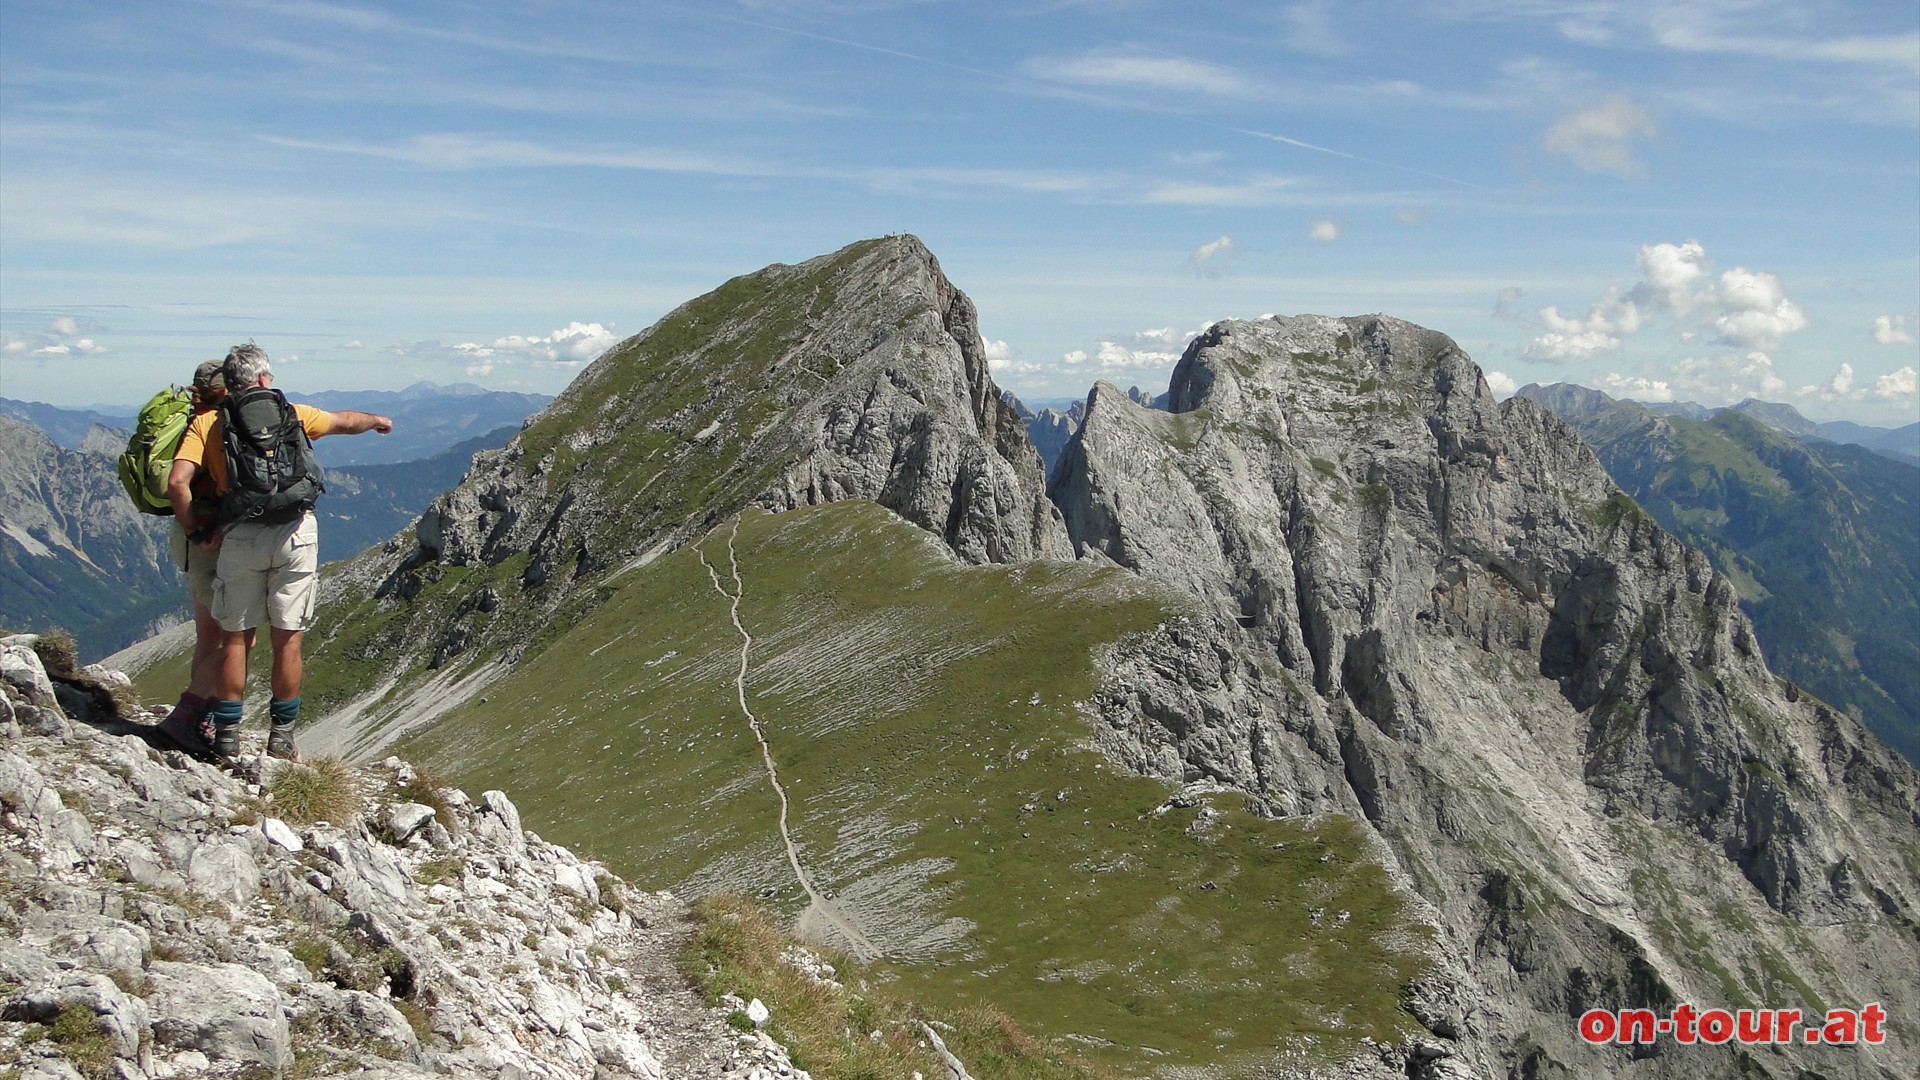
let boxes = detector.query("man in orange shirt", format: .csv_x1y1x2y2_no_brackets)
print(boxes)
166,343,392,760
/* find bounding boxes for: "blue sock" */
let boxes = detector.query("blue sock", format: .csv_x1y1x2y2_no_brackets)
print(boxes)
270,697,300,726
207,699,245,728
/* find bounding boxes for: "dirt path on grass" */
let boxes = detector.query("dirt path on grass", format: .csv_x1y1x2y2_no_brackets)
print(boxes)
700,518,882,961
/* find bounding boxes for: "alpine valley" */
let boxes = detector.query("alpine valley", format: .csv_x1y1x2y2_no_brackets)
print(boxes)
107,237,1919,1079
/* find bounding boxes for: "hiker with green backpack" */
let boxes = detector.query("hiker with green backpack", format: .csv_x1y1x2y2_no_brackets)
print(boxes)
146,361,257,758
159,343,392,761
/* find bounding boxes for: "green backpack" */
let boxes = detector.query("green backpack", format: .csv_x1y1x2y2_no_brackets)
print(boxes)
118,387,195,515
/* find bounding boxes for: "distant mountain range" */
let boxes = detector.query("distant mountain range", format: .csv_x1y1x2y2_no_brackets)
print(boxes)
296,383,552,466
0,415,179,658
3,382,553,467
315,427,520,563
1518,382,1919,763
1630,395,1918,464
0,399,136,450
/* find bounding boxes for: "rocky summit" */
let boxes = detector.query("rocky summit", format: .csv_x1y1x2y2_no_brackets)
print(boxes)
1053,313,1920,1077
397,235,1063,663
0,643,812,1080
97,241,1920,1079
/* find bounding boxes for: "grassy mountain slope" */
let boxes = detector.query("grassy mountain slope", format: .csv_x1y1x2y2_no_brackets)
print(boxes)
388,502,1430,1074
1522,386,1920,763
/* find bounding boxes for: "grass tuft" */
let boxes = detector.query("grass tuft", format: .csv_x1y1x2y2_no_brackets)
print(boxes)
267,758,362,826
31,629,80,679
684,894,1111,1080
395,764,458,832
45,1003,116,1079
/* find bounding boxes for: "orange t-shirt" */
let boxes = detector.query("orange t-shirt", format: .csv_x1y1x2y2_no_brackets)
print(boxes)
176,401,333,495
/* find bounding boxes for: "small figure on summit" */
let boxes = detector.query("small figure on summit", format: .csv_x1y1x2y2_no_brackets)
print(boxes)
162,343,393,761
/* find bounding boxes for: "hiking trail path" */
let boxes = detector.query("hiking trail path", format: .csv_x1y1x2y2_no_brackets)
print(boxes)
700,518,882,962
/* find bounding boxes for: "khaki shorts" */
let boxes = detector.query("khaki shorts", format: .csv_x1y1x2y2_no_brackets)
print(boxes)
212,515,319,632
170,522,220,610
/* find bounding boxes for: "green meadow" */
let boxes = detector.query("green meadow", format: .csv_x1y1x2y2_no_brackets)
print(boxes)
393,501,1430,1074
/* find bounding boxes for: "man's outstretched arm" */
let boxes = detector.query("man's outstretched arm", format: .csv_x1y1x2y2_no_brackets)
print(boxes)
323,409,393,436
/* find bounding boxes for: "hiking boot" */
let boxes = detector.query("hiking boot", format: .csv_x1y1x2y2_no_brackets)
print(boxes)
152,706,216,760
212,720,242,759
266,722,298,761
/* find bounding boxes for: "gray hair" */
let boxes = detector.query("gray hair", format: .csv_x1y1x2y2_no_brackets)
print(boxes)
223,342,271,389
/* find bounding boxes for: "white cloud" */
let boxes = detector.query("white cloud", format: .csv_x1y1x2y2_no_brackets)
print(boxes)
1059,325,1203,375
982,338,1051,378
1140,176,1300,207
1597,372,1675,402
1542,94,1657,177
1525,329,1621,362
1281,1,1347,56
1797,363,1856,402
1633,240,1712,315
1524,286,1641,362
1024,51,1257,97
1672,350,1786,402
1395,209,1427,225
1309,218,1340,242
1188,235,1235,278
1710,266,1806,350
1797,362,1917,406
395,321,618,370
46,316,105,336
342,339,365,349
1872,366,1916,404
1873,315,1916,345
1484,370,1518,397
1524,240,1807,360
2,317,112,359
1493,286,1526,320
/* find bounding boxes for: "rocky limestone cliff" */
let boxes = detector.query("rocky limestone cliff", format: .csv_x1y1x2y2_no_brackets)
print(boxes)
1515,382,1920,764
0,645,811,1080
1051,314,1920,1078
377,235,1065,678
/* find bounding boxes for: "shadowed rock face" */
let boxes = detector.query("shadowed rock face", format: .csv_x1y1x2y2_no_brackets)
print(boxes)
751,245,1068,565
1051,313,1920,1079
1515,381,1920,766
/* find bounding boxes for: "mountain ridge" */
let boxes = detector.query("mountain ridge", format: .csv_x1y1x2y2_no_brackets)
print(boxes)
106,241,1920,1079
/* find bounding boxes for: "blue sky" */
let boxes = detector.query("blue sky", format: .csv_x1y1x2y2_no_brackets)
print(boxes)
2,1,1916,424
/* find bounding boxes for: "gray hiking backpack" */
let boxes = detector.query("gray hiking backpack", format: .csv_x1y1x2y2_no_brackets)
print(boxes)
218,387,325,525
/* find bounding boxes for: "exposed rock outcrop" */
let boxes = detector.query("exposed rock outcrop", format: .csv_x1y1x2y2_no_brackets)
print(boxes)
1052,314,1920,1078
0,662,810,1079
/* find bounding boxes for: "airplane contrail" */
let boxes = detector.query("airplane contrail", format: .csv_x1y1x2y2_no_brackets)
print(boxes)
1234,127,1493,191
